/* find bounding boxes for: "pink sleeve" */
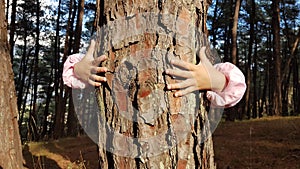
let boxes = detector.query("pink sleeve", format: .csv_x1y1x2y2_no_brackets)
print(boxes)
206,62,246,108
62,53,88,89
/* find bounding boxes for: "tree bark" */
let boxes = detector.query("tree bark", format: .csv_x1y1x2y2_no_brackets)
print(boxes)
293,58,299,116
53,0,64,139
231,0,241,66
0,0,24,168
9,0,17,63
30,0,41,141
244,0,255,119
66,0,86,137
93,0,216,168
74,0,85,53
271,0,282,116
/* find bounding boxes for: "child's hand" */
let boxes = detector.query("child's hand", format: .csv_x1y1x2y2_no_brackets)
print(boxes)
165,47,226,97
74,40,108,87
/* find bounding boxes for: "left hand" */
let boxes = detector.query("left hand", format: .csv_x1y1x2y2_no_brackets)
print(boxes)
165,47,226,97
74,40,108,87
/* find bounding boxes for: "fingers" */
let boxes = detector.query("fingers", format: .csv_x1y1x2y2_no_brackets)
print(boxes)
165,58,198,97
92,55,107,66
166,79,197,97
167,79,195,90
88,79,102,87
90,74,107,82
173,86,198,97
91,66,108,74
89,65,107,86
88,74,107,87
169,59,195,70
88,55,108,86
165,68,191,79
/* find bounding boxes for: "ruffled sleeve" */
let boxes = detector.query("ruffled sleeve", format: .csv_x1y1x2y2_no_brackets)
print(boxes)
206,62,246,108
62,53,88,89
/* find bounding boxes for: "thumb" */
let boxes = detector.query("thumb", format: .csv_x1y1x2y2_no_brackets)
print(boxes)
86,39,96,56
199,46,210,64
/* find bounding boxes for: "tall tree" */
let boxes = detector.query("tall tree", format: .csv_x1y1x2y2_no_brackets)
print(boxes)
53,0,64,139
291,29,300,115
74,0,85,53
29,0,41,141
67,0,86,137
0,0,24,167
231,0,242,66
9,0,17,63
271,0,282,116
244,0,256,118
93,0,216,168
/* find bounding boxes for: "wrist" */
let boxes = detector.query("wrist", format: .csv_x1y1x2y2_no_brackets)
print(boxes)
73,63,82,80
212,71,227,92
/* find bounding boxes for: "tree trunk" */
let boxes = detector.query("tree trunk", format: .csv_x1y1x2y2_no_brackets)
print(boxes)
293,59,299,116
0,0,24,168
267,31,273,116
211,0,219,47
284,27,300,116
17,21,30,115
30,0,41,141
252,40,257,118
244,0,255,119
66,0,86,137
231,0,241,66
271,0,282,116
53,0,64,139
9,0,17,63
93,1,216,168
74,0,85,53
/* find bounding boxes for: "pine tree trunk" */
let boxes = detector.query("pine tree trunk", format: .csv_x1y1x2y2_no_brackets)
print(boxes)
231,0,241,66
0,0,24,168
9,0,17,63
66,0,86,137
94,0,216,168
244,0,255,119
271,0,282,116
53,0,64,139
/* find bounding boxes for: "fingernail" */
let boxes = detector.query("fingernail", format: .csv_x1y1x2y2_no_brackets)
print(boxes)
167,85,171,89
103,77,107,82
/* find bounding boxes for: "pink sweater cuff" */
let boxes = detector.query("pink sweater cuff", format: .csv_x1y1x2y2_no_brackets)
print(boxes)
62,53,88,89
206,62,246,108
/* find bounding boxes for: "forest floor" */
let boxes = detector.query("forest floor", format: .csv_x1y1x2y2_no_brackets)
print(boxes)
22,116,300,169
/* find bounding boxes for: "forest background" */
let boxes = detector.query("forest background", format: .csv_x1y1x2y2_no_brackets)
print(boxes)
2,0,300,162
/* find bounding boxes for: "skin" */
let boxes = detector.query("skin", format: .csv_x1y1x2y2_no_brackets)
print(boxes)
74,41,226,97
74,40,108,87
165,47,226,97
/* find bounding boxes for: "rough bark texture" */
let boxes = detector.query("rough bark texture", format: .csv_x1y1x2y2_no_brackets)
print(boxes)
0,0,24,168
95,0,216,168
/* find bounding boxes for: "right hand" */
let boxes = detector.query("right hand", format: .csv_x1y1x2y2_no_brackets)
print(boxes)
165,47,226,97
74,40,108,87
